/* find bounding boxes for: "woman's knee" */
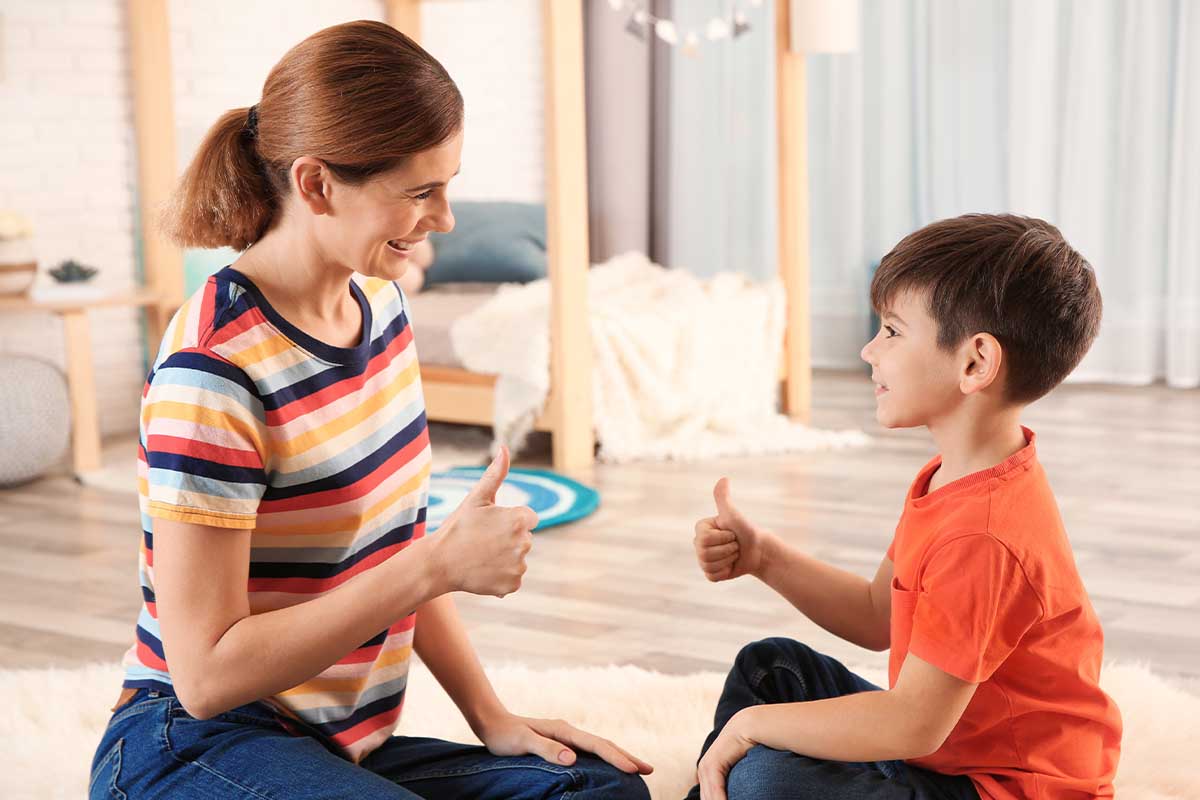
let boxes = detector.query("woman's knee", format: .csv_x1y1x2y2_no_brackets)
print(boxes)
567,753,650,799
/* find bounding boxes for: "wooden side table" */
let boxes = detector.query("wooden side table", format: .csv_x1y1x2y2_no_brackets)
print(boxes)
0,289,161,476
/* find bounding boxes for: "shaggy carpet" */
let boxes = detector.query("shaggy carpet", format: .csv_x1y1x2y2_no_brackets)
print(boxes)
2,661,1195,799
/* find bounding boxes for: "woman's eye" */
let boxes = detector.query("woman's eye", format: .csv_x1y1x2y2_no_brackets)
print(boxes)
412,190,434,201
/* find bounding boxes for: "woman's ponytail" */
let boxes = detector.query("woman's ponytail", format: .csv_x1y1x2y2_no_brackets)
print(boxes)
162,105,275,251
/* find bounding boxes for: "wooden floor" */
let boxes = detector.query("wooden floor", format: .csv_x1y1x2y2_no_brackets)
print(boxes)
2,371,1198,690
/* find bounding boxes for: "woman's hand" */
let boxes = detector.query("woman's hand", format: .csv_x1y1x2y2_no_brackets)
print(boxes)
697,710,757,800
429,447,539,598
693,478,773,582
476,711,654,776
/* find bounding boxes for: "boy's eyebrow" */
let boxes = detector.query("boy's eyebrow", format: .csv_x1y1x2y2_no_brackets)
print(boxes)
405,166,461,193
882,311,907,327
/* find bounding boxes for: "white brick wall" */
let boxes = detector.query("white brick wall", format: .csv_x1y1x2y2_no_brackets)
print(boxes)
421,0,545,202
0,0,545,437
0,0,141,439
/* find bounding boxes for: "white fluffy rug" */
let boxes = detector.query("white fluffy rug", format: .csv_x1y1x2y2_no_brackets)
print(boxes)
4,661,1197,799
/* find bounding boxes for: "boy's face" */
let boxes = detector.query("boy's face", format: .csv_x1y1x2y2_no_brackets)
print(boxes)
859,289,965,429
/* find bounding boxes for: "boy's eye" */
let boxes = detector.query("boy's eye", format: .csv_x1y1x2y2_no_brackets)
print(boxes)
883,325,899,338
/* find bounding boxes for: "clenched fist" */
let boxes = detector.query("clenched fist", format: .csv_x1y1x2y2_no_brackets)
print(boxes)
693,478,771,582
431,447,539,597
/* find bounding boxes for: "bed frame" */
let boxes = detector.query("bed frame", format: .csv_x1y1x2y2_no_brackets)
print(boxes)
129,0,813,471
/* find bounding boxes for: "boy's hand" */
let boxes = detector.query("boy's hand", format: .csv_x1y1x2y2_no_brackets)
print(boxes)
693,478,770,581
696,710,757,800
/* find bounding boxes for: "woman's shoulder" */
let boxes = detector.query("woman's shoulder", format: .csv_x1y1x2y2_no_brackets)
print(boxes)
355,274,407,311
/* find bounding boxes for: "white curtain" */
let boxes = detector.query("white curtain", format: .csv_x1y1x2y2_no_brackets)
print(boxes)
651,1,1199,384
803,0,1200,386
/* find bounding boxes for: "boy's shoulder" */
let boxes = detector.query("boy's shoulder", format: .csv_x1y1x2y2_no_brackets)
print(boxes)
895,444,1083,609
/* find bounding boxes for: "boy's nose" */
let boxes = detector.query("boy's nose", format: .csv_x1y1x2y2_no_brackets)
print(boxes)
860,337,876,365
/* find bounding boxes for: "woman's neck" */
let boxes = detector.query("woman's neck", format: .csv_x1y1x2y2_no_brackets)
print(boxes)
237,219,355,321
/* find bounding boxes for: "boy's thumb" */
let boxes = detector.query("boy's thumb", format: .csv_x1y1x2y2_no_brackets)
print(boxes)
713,478,737,523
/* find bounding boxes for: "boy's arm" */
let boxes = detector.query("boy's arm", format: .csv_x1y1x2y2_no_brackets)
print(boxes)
697,654,977,798
695,478,892,652
757,541,893,652
741,652,976,759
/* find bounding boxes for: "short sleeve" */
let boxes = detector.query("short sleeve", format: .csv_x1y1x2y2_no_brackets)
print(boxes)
908,535,1044,683
141,350,268,529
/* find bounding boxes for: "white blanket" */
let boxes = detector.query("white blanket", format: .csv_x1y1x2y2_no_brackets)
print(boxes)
451,252,869,462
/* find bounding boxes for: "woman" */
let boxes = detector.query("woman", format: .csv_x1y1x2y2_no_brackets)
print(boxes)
89,20,651,800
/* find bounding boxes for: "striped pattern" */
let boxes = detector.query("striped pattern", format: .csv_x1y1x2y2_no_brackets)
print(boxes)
121,267,431,762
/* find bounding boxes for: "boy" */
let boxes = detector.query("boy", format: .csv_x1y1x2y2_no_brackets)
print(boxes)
688,214,1122,800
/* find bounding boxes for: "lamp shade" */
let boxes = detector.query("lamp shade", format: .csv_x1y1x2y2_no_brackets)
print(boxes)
789,0,860,53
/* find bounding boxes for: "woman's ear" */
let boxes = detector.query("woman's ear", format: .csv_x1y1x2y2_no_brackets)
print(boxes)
959,332,1004,396
290,157,333,215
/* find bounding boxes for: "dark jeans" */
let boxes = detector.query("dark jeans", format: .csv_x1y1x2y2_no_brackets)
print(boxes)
685,638,980,800
89,687,649,799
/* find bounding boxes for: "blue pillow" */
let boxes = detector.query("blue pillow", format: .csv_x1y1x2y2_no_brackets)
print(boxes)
425,201,547,285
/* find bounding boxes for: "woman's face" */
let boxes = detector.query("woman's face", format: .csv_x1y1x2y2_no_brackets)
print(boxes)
315,130,462,282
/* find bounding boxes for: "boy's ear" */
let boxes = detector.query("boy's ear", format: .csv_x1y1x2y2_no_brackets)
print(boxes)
959,332,1004,396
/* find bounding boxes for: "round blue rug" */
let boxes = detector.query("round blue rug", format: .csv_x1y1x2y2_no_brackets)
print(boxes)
426,467,600,533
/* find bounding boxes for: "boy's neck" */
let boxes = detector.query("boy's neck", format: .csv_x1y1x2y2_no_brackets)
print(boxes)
926,403,1028,492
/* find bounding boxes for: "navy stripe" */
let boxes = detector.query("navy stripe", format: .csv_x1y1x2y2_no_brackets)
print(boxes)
146,451,267,485
157,349,261,400
136,625,166,661
255,310,410,412
319,688,405,737
247,511,426,580
260,413,427,501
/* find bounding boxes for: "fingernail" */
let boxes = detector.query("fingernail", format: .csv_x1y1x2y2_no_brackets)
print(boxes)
558,749,573,764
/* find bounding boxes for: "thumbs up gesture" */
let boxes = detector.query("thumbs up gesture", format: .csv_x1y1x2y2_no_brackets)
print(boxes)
693,478,770,582
432,447,540,598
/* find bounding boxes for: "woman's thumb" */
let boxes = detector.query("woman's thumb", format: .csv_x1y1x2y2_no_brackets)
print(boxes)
467,446,510,505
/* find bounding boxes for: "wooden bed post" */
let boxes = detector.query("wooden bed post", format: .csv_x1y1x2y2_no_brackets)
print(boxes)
384,0,421,41
775,0,813,422
542,0,595,470
128,0,183,361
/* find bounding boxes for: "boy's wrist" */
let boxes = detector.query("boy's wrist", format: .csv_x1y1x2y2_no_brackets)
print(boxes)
753,529,782,582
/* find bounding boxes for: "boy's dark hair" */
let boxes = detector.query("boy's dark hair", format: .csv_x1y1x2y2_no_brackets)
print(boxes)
870,213,1102,404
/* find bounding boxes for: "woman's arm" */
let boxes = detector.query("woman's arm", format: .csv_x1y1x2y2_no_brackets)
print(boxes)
154,519,446,719
157,448,535,720
413,592,653,775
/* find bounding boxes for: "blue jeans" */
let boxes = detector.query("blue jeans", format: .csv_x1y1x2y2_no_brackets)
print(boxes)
685,638,980,800
89,687,650,799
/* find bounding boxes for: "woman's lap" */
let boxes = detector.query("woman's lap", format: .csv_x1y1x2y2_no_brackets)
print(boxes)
89,690,647,800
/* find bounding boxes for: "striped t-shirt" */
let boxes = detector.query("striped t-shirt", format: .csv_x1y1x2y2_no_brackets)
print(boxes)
121,265,431,761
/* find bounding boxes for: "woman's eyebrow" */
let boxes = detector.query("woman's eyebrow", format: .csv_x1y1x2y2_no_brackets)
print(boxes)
405,167,461,193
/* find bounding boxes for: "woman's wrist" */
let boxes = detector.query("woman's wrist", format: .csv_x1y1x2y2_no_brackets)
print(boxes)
414,528,457,597
465,699,513,741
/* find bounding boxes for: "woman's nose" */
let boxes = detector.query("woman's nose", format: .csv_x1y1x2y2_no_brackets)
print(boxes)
428,198,454,234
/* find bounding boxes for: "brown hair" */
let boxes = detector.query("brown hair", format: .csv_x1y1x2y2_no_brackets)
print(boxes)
870,213,1102,404
164,20,463,250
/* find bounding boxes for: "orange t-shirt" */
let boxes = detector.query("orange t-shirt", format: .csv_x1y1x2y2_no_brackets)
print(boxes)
887,428,1122,799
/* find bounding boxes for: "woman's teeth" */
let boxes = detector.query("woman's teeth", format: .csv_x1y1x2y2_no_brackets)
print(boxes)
388,240,414,251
